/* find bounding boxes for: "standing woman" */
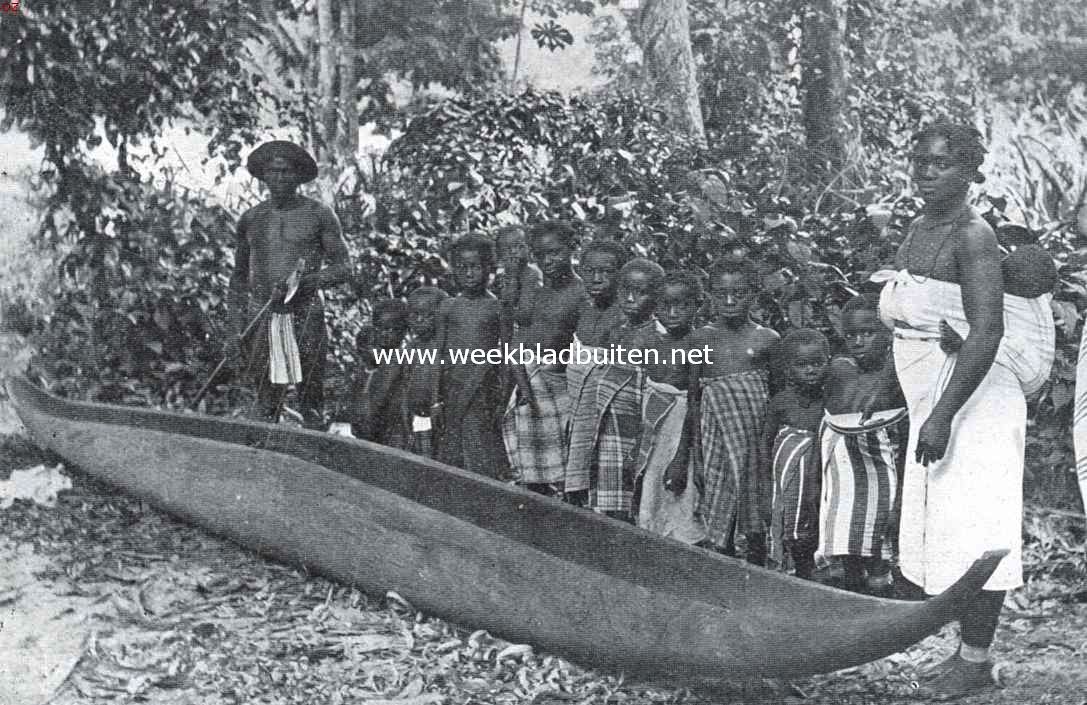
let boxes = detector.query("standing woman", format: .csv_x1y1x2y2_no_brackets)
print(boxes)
879,122,1014,699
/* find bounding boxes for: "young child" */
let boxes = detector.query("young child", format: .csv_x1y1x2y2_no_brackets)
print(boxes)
402,286,449,458
764,329,829,579
503,220,586,495
685,259,780,563
632,270,708,544
341,299,410,446
565,240,632,507
575,240,629,347
821,294,907,595
569,258,663,520
494,224,544,331
494,224,544,412
431,233,511,479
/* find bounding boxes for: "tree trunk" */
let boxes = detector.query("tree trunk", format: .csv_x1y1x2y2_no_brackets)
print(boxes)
338,0,358,158
510,0,529,92
635,0,706,147
316,0,338,162
845,0,871,62
801,0,848,178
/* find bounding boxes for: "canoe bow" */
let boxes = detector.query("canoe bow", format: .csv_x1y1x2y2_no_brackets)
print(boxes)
6,376,1004,684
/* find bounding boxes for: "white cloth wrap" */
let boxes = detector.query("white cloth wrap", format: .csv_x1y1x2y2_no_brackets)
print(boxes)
1073,324,1087,512
873,269,1055,395
635,380,706,545
894,335,1025,594
268,312,303,384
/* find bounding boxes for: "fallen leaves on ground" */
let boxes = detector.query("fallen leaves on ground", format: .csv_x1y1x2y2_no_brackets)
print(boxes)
1,442,1085,705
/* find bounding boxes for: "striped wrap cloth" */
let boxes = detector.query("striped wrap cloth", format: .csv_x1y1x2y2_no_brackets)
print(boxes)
1074,324,1087,511
768,425,819,567
817,409,906,561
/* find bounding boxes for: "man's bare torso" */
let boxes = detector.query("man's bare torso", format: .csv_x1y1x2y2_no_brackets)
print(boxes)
240,197,339,303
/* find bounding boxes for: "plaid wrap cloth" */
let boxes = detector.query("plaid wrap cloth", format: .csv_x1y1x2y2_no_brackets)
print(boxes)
818,409,905,559
694,369,771,548
586,365,643,513
768,425,820,567
503,363,571,485
564,352,605,493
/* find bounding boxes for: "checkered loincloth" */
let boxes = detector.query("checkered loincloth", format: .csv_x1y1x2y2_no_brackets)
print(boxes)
503,364,571,485
694,369,771,548
564,356,605,494
585,365,643,513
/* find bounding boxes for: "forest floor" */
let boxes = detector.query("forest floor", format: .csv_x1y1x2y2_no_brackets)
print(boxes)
1,422,1086,705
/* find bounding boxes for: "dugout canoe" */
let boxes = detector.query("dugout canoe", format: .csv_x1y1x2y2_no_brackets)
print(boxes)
6,375,1006,686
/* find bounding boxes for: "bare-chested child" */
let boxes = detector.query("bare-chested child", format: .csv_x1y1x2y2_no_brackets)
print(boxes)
821,294,907,595
763,329,829,579
494,225,544,410
632,271,709,543
402,286,449,458
571,258,663,520
575,241,629,347
685,259,780,563
431,234,511,479
564,240,629,506
502,220,586,495
495,225,544,332
338,300,410,446
226,141,351,429
609,258,663,351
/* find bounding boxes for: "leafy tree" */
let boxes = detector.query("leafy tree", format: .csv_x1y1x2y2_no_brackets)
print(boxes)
0,0,277,302
0,1,283,405
505,0,708,143
251,0,518,149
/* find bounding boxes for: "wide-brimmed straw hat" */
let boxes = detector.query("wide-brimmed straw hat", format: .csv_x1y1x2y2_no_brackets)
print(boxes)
246,140,319,183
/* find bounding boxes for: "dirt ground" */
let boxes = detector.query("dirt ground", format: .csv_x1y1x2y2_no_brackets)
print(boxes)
1,426,1086,705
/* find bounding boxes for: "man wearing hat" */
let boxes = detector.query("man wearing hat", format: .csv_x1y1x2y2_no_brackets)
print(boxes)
226,140,352,428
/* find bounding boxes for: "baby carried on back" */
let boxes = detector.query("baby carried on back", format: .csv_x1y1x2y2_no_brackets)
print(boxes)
873,248,1056,395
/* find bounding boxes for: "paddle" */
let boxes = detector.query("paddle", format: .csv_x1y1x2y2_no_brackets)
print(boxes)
192,259,308,410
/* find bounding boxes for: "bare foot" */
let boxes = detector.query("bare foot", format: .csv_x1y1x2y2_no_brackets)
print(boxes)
913,653,998,701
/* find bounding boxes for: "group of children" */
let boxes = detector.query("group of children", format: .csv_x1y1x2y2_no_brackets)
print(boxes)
338,219,918,594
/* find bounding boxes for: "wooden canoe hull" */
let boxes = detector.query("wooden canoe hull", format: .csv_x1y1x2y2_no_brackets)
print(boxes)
7,377,1005,684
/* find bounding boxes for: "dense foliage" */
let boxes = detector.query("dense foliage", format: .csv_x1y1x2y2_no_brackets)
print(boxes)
1,1,1085,507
